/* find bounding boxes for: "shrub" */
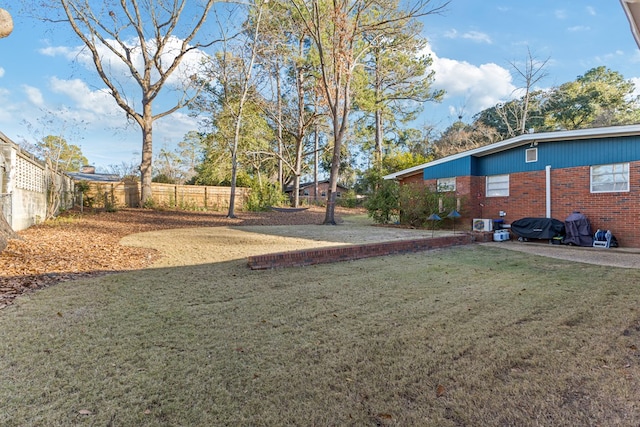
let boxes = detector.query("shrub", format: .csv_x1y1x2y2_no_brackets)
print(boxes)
398,182,459,228
246,180,288,212
365,179,399,224
366,179,460,228
337,190,358,208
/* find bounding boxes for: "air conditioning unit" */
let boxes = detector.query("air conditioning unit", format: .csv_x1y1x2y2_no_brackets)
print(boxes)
472,218,493,232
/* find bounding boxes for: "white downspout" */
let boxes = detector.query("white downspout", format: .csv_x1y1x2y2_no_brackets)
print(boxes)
545,165,551,218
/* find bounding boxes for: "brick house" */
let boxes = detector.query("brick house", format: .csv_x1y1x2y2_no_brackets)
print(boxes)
383,125,640,247
285,180,350,203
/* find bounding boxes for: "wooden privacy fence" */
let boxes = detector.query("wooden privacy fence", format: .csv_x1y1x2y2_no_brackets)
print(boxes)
82,181,249,211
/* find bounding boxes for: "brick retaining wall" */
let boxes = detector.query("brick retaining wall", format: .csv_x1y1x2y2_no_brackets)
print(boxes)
247,234,474,270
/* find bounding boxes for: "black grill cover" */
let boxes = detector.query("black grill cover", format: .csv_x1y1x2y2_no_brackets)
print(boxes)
564,212,593,247
510,217,565,239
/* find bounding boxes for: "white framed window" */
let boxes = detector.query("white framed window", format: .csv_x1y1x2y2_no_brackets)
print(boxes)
437,177,456,192
526,147,538,163
486,174,509,197
591,163,629,193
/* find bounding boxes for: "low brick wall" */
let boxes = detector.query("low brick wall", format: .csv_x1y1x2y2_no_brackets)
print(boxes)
247,234,474,270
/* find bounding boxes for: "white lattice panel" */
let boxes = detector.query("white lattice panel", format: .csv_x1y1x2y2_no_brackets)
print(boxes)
15,156,45,192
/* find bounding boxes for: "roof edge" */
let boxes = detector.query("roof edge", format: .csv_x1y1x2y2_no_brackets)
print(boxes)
383,125,640,180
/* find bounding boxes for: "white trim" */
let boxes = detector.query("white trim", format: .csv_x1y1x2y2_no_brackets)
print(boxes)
383,125,640,180
525,147,538,163
486,174,509,197
545,165,551,218
590,162,630,193
437,177,456,191
621,0,640,49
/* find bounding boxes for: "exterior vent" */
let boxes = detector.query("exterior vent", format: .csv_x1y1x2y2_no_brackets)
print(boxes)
526,147,538,163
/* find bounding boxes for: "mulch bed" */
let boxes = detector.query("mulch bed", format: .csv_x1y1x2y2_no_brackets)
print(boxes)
0,206,339,309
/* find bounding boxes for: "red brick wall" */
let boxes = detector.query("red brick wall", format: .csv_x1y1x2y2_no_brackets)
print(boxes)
398,161,640,247
480,170,548,223
247,234,473,269
457,176,485,222
401,173,426,185
549,163,640,248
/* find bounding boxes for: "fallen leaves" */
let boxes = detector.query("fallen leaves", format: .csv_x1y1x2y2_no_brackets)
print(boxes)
0,207,335,309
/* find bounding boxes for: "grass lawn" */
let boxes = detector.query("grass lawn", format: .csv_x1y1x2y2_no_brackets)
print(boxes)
1,225,640,426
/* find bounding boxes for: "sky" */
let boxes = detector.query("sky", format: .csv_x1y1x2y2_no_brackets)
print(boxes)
0,1,639,171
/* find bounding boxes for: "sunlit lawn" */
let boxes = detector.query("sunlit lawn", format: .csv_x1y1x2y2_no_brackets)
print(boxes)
1,243,640,426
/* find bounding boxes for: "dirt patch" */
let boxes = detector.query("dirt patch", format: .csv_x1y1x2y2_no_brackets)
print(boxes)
0,206,449,308
0,206,358,308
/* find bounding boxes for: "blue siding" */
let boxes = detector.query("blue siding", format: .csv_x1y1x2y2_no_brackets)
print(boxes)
422,135,640,179
423,156,474,180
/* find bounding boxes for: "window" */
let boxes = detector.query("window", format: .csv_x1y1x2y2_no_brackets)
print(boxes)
486,174,509,197
591,163,629,193
437,177,456,192
526,147,538,163
303,190,309,196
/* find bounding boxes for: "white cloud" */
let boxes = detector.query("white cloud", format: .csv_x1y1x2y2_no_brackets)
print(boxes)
422,45,516,117
0,67,4,78
39,46,76,57
49,77,121,116
39,36,209,90
629,77,640,98
462,31,492,44
586,6,596,16
568,26,590,33
22,85,45,106
555,9,567,19
444,29,492,44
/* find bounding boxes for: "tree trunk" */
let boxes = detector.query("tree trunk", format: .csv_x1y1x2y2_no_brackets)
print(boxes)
374,53,383,170
323,134,342,225
375,108,383,170
0,210,17,253
276,63,284,189
228,147,238,218
314,124,319,202
139,113,154,207
293,173,300,208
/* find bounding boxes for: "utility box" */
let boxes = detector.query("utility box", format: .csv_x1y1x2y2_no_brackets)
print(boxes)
473,219,493,232
493,230,510,241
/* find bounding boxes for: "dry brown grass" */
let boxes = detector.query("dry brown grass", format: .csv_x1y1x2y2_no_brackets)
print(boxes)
1,218,640,426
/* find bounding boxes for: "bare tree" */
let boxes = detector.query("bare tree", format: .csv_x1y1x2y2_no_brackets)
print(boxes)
51,0,220,205
290,0,449,224
508,47,549,135
225,0,268,218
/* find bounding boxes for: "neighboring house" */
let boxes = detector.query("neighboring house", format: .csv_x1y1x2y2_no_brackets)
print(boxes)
384,125,640,247
67,165,121,183
285,180,350,202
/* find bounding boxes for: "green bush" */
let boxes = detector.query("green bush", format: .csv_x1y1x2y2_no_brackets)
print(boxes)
365,179,399,224
365,180,460,227
398,182,459,228
246,180,288,212
337,190,358,208
397,183,437,227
